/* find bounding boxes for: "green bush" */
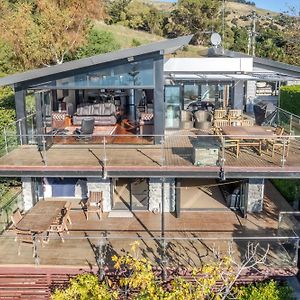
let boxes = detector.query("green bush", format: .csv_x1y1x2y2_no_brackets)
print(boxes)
280,85,300,116
235,280,293,300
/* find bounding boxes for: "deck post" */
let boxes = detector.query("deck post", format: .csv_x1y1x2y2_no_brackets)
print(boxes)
97,232,107,280
281,138,287,167
3,128,8,154
33,234,40,266
14,86,28,145
160,177,167,280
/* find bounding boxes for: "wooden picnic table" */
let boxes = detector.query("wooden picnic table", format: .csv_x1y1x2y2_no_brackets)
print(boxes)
16,201,67,232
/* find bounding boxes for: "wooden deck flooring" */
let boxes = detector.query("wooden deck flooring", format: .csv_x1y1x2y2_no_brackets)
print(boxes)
0,184,295,268
0,133,299,175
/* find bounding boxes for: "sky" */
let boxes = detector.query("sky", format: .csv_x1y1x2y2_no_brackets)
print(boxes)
161,0,300,13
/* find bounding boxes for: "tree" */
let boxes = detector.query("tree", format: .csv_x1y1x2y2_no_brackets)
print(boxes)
52,241,272,300
105,0,163,35
165,0,222,45
282,8,300,66
105,0,132,24
74,29,120,59
0,0,105,70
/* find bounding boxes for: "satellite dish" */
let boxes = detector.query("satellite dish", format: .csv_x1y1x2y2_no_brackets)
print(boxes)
211,32,222,47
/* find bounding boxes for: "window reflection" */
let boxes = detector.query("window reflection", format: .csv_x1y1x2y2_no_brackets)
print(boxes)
31,59,154,89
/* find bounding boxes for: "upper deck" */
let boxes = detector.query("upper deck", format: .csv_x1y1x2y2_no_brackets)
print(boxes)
0,128,299,178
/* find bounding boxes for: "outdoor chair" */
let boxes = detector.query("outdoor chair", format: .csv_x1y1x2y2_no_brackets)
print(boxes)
194,110,211,130
47,214,69,243
213,119,229,134
267,126,290,157
84,191,103,221
213,109,227,120
16,229,36,257
73,117,95,140
223,139,240,158
180,110,193,130
241,118,255,126
227,109,242,119
64,201,72,225
11,209,22,228
52,202,72,226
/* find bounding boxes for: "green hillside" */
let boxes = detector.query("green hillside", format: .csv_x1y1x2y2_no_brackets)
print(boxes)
94,21,207,57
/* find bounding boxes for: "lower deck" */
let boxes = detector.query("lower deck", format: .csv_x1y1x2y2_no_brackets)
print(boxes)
1,182,297,269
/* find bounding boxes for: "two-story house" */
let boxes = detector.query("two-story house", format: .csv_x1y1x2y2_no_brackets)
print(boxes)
0,35,299,276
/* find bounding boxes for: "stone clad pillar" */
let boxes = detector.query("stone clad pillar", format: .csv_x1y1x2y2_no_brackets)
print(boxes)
87,178,111,212
245,178,265,213
22,177,36,211
149,178,175,213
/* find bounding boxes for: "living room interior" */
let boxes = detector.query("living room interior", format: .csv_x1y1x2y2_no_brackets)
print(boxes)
42,87,155,142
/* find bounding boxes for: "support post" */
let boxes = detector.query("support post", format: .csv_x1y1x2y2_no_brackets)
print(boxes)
175,180,181,218
35,92,44,145
154,54,165,144
14,86,28,145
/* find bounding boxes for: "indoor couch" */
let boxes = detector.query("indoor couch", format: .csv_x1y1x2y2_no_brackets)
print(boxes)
72,103,117,126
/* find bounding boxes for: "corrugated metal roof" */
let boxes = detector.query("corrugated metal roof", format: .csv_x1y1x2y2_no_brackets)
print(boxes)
0,35,193,87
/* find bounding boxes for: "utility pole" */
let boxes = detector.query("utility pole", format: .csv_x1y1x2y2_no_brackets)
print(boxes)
247,29,251,55
222,0,225,46
251,11,257,56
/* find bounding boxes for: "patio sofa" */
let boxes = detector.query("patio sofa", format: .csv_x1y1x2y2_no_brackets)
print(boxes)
72,103,117,126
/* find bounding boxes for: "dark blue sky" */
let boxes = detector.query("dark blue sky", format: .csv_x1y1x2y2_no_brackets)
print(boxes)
161,0,299,13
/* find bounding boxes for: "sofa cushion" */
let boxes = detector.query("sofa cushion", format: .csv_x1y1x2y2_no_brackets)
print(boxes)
103,103,115,115
77,104,91,115
92,103,102,115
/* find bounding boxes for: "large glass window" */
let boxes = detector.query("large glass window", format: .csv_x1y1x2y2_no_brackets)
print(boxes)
30,59,154,89
183,84,199,109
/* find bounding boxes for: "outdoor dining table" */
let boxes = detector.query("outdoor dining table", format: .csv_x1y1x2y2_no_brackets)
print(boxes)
16,201,67,233
221,126,274,157
221,125,274,138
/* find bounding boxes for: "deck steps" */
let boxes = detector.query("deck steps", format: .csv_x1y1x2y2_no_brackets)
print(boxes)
0,273,73,299
0,267,295,299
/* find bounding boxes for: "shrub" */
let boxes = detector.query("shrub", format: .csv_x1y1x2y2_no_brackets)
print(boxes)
235,280,293,300
280,85,300,116
131,38,141,47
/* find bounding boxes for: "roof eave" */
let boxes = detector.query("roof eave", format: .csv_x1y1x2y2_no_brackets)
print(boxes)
0,35,193,88
208,47,300,76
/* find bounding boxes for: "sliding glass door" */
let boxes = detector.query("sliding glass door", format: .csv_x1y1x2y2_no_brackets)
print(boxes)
113,178,148,211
